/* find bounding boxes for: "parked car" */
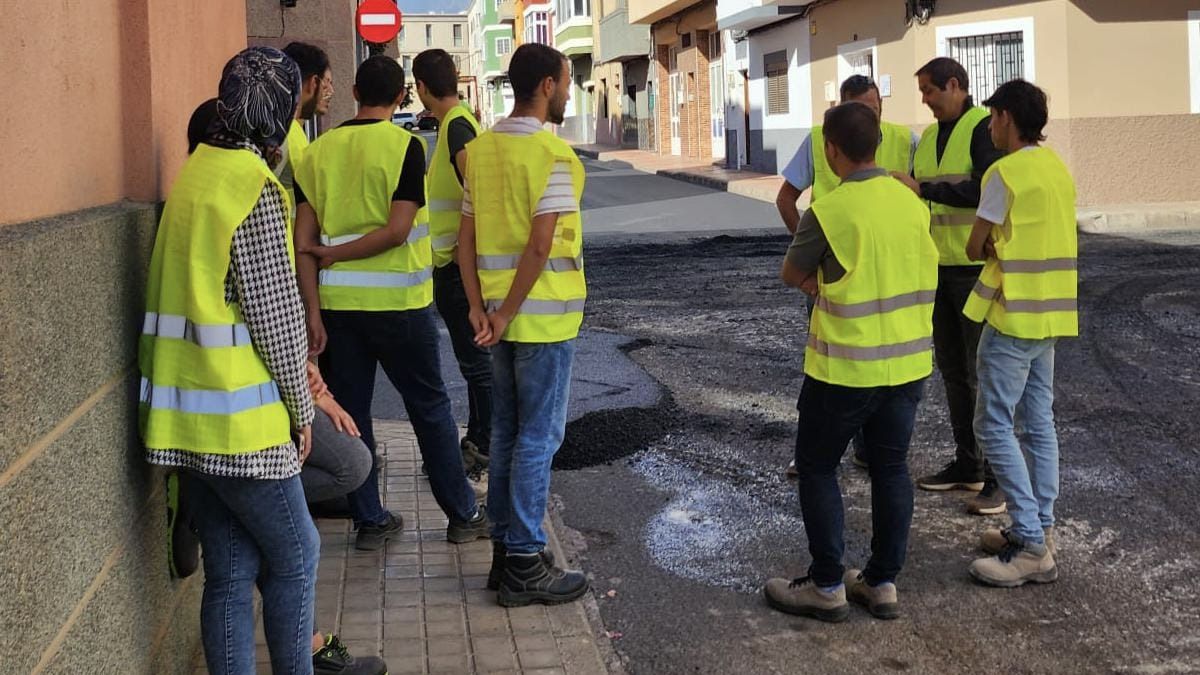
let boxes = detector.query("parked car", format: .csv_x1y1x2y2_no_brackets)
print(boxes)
416,110,439,131
392,111,417,129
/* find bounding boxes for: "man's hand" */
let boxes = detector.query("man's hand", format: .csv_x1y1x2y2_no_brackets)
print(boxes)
891,171,921,196
800,273,819,297
983,237,997,259
316,396,360,437
298,244,336,269
306,314,327,357
296,425,313,464
469,306,493,346
482,311,510,348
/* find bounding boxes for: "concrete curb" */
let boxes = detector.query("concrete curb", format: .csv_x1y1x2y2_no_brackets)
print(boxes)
1078,203,1200,234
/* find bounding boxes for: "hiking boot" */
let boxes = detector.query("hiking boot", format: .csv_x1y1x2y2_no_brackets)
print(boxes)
969,537,1058,588
355,512,403,551
843,569,899,620
784,460,798,479
312,634,388,675
917,461,985,492
497,552,589,607
166,472,199,579
488,542,556,591
966,479,1007,515
763,577,849,623
981,526,1056,556
462,438,489,472
467,465,488,503
447,510,490,544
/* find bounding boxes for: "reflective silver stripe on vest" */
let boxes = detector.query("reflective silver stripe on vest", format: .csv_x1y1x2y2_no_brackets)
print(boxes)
931,213,976,227
933,173,972,184
815,290,937,319
972,280,1001,303
1000,296,1078,313
807,335,932,361
999,258,1077,274
140,378,281,415
485,298,586,315
319,223,430,246
142,312,252,348
319,267,433,288
432,233,458,250
476,254,583,273
429,199,463,212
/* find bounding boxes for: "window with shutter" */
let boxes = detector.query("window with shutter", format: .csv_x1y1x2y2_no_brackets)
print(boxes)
764,51,789,116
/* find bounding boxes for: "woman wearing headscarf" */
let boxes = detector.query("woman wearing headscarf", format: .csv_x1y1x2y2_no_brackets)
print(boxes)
139,47,320,674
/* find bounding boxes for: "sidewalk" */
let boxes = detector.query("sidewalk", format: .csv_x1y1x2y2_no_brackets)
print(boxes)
572,144,793,207
194,419,609,675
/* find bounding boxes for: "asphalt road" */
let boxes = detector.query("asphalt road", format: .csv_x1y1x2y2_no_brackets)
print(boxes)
372,157,1200,673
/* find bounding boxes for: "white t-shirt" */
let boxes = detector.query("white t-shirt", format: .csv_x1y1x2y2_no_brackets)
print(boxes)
976,146,1039,224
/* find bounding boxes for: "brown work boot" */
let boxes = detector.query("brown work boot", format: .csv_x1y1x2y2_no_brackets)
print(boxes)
763,576,849,623
843,569,899,620
969,537,1057,588
980,526,1056,556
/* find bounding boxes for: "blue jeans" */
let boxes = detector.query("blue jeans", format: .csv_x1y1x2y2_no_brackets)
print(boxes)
794,376,925,587
183,471,320,675
974,324,1059,545
488,339,575,554
434,262,494,452
321,307,478,526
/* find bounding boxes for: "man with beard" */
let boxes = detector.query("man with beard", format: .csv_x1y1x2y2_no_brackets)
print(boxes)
457,43,590,607
279,42,333,215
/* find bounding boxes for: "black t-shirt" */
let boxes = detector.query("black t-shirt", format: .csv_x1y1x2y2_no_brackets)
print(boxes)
294,119,426,206
446,116,477,186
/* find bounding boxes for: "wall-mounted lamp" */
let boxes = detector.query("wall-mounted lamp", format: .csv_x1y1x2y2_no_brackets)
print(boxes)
906,0,935,25
281,0,298,8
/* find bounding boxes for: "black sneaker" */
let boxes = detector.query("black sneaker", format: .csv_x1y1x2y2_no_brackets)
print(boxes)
487,541,556,591
966,478,1007,515
166,472,199,579
313,634,388,675
497,551,589,607
355,512,403,551
461,438,490,472
447,510,490,544
917,461,985,492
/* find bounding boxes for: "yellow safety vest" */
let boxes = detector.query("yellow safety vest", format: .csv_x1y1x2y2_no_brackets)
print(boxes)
429,106,482,268
810,121,912,201
465,129,587,343
914,106,989,266
278,119,310,212
806,174,939,387
295,121,433,311
963,146,1079,339
139,144,295,454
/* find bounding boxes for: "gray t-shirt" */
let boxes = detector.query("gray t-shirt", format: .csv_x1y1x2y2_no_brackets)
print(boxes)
785,167,890,283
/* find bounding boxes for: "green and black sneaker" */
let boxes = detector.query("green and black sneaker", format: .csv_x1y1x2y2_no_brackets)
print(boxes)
165,472,199,579
313,634,388,675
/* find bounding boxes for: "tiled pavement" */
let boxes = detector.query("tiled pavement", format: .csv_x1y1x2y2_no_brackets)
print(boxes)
195,420,609,675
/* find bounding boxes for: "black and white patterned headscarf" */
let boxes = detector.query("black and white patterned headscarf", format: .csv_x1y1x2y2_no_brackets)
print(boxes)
216,47,300,148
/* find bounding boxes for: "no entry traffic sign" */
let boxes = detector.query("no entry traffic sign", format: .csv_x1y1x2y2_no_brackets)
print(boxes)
356,0,402,44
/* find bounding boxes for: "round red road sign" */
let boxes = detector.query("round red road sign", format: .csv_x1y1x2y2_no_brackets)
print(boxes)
356,0,402,44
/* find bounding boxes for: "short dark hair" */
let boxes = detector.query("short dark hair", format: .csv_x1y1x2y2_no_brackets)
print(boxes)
915,56,970,92
283,42,330,82
355,55,405,107
412,49,459,98
823,101,879,163
839,75,879,102
509,43,567,103
983,79,1049,143
187,98,219,154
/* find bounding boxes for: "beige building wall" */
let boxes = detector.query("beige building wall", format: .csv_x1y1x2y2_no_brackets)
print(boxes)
2,2,251,673
398,14,473,113
805,0,1200,207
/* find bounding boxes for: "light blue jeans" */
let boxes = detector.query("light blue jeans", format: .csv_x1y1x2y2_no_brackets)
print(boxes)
974,324,1060,546
488,339,575,554
183,471,320,675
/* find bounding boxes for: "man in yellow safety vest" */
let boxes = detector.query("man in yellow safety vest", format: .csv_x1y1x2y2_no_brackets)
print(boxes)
458,43,590,608
278,42,332,211
764,101,939,624
963,79,1077,588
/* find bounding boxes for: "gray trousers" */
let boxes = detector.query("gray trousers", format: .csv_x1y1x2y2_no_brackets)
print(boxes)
300,408,373,504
